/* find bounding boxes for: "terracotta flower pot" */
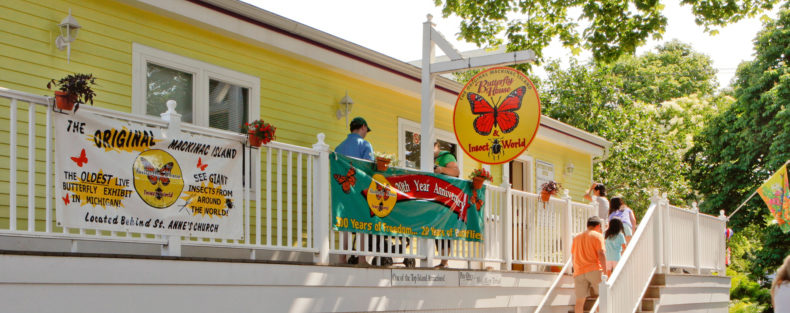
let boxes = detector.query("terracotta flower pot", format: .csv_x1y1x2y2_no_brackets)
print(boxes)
54,91,76,111
540,190,552,202
375,157,391,172
248,134,263,147
472,176,484,190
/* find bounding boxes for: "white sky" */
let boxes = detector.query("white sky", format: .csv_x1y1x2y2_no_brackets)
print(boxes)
243,0,772,88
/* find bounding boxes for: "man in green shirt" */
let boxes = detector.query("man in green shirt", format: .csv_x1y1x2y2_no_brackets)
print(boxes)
433,142,459,268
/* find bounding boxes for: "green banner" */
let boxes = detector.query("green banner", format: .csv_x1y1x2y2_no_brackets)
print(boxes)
330,153,485,242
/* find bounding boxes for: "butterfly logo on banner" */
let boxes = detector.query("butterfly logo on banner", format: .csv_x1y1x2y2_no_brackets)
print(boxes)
333,167,356,193
467,86,526,136
140,157,173,187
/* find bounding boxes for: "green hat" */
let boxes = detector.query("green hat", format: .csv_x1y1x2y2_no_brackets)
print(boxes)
350,117,371,132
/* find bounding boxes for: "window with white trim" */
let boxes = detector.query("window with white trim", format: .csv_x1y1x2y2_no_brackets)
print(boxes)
132,43,260,133
397,118,463,174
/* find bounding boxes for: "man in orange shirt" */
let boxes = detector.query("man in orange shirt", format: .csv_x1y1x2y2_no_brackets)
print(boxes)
572,216,607,313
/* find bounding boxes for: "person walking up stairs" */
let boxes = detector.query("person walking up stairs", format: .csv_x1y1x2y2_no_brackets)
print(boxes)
571,216,607,313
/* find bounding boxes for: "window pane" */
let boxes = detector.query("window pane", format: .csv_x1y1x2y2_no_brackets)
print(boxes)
404,131,421,169
403,131,458,170
209,79,249,133
146,63,193,123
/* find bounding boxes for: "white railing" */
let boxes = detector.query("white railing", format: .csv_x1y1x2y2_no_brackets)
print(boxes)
0,87,318,257
596,191,728,313
0,86,607,269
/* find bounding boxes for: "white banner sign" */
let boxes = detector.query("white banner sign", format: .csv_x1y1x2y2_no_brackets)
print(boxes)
55,111,245,239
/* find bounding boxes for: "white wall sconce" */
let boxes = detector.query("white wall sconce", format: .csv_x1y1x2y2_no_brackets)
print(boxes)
55,9,81,64
335,90,354,126
565,161,575,175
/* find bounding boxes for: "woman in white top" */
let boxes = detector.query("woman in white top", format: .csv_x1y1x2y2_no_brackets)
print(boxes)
773,254,790,312
584,183,609,222
608,197,638,244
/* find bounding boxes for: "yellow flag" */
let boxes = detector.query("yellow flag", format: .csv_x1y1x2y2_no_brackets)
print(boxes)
757,164,790,233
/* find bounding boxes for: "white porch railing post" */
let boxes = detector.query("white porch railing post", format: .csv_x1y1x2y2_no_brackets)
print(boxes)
312,133,331,265
598,277,609,313
561,189,572,263
160,100,182,256
661,192,671,273
719,209,728,277
503,181,513,270
651,190,664,274
692,201,701,274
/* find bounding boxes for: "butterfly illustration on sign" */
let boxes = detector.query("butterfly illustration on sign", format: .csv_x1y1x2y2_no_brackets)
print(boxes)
375,183,391,201
196,157,208,171
467,86,526,136
333,167,356,193
62,193,70,205
140,157,173,186
71,148,88,167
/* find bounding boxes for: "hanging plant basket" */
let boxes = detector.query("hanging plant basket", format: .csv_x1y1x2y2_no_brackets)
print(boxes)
248,133,264,147
375,156,391,172
540,190,552,202
53,90,76,111
243,120,275,148
472,176,485,190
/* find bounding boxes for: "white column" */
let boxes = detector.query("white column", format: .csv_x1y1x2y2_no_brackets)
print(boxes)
718,209,727,276
561,189,572,263
503,180,513,270
651,190,664,273
160,100,182,256
312,133,331,265
420,14,437,268
692,201,701,274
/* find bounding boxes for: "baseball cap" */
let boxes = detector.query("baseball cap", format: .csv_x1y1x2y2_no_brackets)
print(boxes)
350,117,371,132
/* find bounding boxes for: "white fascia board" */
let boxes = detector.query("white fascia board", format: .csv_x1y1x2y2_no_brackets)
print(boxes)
118,0,462,108
535,116,611,156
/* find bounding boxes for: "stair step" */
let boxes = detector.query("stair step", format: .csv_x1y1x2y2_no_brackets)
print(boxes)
567,297,598,312
641,297,659,311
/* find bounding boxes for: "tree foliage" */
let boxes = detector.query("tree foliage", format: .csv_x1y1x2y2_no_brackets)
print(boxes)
538,41,722,215
685,5,790,281
435,0,779,64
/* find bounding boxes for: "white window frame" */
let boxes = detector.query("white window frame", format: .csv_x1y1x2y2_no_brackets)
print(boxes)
131,43,260,129
511,154,535,193
397,117,463,175
536,160,555,193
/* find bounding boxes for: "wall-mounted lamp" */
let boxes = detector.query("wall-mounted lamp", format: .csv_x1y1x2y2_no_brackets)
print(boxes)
55,9,81,64
335,91,354,126
565,161,575,175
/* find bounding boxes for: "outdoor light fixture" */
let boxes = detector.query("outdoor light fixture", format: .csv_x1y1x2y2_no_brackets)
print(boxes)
565,161,575,175
335,90,354,126
55,9,81,64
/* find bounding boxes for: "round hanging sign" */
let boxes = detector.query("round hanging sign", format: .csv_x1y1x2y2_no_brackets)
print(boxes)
453,67,541,164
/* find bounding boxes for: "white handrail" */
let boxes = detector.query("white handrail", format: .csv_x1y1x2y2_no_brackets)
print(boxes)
535,257,572,313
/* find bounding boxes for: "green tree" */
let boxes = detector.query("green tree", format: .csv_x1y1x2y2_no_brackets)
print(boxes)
686,4,790,310
609,40,718,104
537,41,722,214
435,0,779,64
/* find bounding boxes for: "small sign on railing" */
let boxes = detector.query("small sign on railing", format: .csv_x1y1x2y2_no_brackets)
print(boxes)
54,110,245,239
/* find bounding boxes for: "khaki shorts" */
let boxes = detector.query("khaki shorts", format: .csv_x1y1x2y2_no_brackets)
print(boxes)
574,270,602,299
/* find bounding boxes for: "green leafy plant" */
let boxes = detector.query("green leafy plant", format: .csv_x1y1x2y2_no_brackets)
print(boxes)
468,168,493,181
47,73,97,112
374,151,397,164
242,120,276,145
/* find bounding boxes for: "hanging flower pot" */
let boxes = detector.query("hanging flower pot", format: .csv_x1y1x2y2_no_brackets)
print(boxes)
375,156,391,172
248,133,263,147
47,73,97,112
243,120,276,148
468,168,492,190
472,176,485,190
540,190,552,202
53,90,76,111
